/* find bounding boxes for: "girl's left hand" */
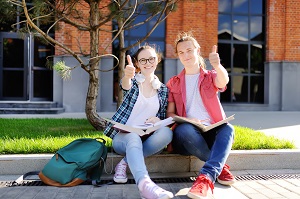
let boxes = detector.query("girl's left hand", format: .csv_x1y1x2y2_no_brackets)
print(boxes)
145,117,161,124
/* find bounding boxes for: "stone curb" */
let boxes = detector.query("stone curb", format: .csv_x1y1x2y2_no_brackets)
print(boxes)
1,149,300,175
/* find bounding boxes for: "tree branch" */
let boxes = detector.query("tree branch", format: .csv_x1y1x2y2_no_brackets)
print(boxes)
124,1,177,52
21,0,89,73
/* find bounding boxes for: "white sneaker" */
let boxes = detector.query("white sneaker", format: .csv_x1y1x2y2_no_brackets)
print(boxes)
113,159,128,183
138,177,174,199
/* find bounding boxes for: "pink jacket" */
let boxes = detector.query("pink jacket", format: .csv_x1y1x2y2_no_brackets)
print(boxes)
166,68,227,124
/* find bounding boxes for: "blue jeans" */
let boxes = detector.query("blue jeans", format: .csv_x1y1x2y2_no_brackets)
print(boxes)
112,126,173,185
172,123,234,182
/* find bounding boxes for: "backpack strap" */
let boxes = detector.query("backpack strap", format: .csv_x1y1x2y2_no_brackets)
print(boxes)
11,171,40,186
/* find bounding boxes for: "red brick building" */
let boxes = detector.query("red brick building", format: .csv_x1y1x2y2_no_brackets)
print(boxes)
0,0,299,113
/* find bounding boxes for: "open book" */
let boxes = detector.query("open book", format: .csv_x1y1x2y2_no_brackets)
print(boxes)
173,114,235,132
104,117,174,136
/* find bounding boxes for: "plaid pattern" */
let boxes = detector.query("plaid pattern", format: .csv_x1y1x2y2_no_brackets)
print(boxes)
103,78,169,139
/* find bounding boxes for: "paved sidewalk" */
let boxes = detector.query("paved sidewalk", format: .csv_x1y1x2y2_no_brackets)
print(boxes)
227,111,300,149
1,169,300,199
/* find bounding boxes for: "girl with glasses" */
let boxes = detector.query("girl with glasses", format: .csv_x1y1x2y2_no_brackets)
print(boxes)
104,45,174,199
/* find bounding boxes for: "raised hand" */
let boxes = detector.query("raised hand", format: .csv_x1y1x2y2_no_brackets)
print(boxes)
124,55,135,80
209,45,221,69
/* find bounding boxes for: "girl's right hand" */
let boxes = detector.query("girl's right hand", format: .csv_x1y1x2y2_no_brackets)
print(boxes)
124,55,135,80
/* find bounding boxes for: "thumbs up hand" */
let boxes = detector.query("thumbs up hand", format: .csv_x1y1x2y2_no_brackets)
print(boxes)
124,55,135,80
209,45,221,69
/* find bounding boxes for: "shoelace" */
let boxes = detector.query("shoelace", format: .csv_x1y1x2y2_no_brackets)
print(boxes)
221,168,230,176
115,163,127,176
143,181,161,196
220,165,232,177
193,176,214,194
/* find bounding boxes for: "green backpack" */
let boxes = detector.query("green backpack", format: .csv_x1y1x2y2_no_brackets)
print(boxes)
39,138,107,187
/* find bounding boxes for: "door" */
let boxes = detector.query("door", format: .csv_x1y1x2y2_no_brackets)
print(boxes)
0,32,29,100
31,35,53,101
0,32,53,101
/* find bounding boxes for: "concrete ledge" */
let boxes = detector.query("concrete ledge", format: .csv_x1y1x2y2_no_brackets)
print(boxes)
1,149,300,175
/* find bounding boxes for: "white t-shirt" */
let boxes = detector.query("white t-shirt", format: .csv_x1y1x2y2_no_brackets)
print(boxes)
126,86,159,126
185,74,211,125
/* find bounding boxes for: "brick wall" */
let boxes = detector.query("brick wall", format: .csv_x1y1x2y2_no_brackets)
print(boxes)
55,0,300,62
266,0,300,61
55,0,111,56
166,0,218,59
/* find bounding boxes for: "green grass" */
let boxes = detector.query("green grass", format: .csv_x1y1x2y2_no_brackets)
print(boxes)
0,118,295,154
0,118,112,154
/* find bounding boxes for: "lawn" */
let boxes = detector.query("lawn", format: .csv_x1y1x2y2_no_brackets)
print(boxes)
0,118,295,154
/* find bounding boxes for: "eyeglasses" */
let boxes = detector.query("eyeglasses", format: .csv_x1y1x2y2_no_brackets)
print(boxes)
138,57,156,65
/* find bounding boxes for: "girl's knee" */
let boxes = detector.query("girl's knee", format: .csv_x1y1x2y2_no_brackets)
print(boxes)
154,127,173,142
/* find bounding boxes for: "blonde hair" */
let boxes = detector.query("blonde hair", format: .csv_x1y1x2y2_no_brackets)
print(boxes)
174,31,206,69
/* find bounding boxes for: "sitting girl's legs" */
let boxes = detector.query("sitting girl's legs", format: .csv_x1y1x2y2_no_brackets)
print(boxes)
113,127,173,183
142,126,173,157
113,131,174,198
113,132,148,184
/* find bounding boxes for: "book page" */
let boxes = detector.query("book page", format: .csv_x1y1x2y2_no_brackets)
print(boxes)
104,117,174,136
173,115,235,132
131,117,174,130
132,123,154,129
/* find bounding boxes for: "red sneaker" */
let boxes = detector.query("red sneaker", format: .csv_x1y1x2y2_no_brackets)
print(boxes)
217,164,236,186
187,174,214,199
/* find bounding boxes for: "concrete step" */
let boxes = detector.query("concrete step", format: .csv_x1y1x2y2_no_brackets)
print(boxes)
0,101,64,114
1,150,300,175
0,107,65,114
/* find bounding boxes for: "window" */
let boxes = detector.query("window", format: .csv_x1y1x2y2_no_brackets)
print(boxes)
0,1,54,100
218,0,265,103
112,3,166,102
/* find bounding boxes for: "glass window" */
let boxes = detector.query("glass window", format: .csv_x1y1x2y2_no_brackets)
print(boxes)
218,0,265,103
218,43,231,72
250,44,264,74
218,14,232,40
233,16,249,41
233,0,248,13
112,10,166,102
233,75,248,102
250,76,264,102
220,76,232,102
34,70,53,98
250,0,263,14
250,16,263,41
3,38,24,68
151,20,165,37
233,44,248,73
219,0,231,13
130,15,147,37
3,71,24,97
34,39,54,68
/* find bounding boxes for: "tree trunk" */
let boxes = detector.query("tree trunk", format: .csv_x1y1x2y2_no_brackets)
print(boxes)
85,1,106,130
117,19,126,108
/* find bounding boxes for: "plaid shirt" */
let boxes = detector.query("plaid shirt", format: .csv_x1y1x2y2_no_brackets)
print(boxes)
103,78,169,139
